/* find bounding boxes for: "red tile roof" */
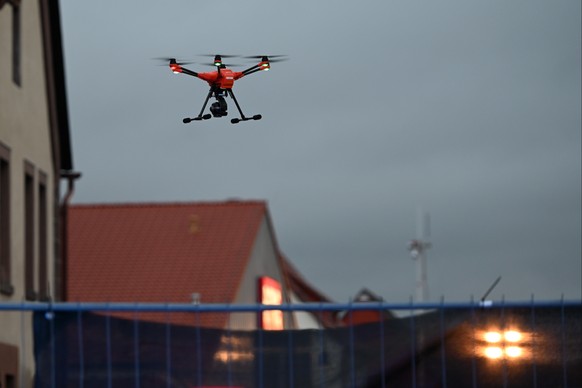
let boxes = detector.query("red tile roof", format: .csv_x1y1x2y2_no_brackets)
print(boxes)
67,200,268,327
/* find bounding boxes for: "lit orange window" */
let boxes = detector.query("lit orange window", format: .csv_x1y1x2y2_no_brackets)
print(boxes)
258,276,283,330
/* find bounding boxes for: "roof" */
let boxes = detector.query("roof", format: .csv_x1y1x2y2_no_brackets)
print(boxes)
280,256,339,327
67,200,268,326
353,287,384,302
340,288,395,326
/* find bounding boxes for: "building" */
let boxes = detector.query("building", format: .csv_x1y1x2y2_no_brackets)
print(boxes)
67,200,332,330
340,288,395,326
0,0,74,386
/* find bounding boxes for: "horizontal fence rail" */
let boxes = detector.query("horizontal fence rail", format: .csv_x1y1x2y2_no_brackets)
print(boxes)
1,299,581,312
1,299,581,388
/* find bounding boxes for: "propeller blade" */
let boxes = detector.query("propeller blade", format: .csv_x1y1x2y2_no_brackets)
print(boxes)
152,57,195,66
243,55,289,65
244,55,288,60
201,62,244,67
197,54,241,58
266,57,289,63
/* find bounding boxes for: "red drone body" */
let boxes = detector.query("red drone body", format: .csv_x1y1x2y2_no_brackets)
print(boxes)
165,55,282,124
197,69,240,89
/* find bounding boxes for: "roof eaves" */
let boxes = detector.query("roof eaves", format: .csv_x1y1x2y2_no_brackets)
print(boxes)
39,0,73,172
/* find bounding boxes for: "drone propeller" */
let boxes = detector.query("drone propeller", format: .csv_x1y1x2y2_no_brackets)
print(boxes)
244,55,289,63
152,57,195,66
197,54,241,58
195,54,246,67
201,62,244,67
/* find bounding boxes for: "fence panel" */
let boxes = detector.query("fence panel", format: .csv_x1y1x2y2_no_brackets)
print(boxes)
1,300,580,387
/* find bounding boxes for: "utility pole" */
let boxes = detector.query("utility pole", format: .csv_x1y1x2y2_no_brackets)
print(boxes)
408,208,431,303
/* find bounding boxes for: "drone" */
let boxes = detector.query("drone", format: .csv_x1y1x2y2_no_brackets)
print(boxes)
160,54,286,124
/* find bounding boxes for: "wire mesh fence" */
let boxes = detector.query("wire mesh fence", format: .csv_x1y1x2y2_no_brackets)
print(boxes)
1,299,581,387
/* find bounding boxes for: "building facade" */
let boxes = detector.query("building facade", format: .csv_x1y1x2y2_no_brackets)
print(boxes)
0,0,73,386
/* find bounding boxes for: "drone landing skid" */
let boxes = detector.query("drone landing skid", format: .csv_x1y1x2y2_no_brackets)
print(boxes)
182,87,261,125
183,114,211,123
182,114,262,124
231,115,262,124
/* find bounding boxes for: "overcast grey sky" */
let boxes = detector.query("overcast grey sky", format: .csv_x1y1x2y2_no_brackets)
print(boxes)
59,0,581,303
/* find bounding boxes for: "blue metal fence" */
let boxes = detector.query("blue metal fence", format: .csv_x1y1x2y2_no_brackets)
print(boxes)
1,299,581,387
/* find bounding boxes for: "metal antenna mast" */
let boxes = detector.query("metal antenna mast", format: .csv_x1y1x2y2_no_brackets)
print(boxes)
408,208,432,303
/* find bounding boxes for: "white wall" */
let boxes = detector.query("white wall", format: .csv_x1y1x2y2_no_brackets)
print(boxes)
229,215,289,330
0,1,57,386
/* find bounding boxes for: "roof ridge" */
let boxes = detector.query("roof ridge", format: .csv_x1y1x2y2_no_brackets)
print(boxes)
70,199,267,209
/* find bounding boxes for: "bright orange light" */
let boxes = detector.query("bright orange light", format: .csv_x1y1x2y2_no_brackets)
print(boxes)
505,346,523,358
484,331,502,343
504,330,522,343
477,328,529,360
214,350,254,363
484,346,503,359
258,276,283,330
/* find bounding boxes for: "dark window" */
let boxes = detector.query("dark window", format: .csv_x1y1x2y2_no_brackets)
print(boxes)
24,161,35,301
38,172,48,300
12,0,21,86
0,143,12,295
1,0,21,86
11,0,22,86
0,342,18,387
5,374,15,388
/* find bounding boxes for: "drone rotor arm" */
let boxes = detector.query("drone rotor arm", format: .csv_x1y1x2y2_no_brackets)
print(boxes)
241,68,263,77
181,67,199,77
167,60,199,77
173,65,198,77
241,64,260,76
241,61,271,77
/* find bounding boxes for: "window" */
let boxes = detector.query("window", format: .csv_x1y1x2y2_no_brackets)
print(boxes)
0,342,18,388
5,374,15,388
1,0,21,86
12,0,20,85
258,276,284,330
24,161,35,300
38,172,48,300
0,143,12,295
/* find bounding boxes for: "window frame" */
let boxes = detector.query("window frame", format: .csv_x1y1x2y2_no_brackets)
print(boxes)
38,171,48,300
1,0,21,86
24,160,36,301
12,0,21,86
0,142,13,295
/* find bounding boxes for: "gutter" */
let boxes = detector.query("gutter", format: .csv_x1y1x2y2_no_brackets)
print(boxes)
59,170,81,301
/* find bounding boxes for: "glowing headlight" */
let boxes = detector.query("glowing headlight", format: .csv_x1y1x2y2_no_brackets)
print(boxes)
484,331,502,343
484,347,504,359
480,328,527,360
505,346,523,358
504,331,522,342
